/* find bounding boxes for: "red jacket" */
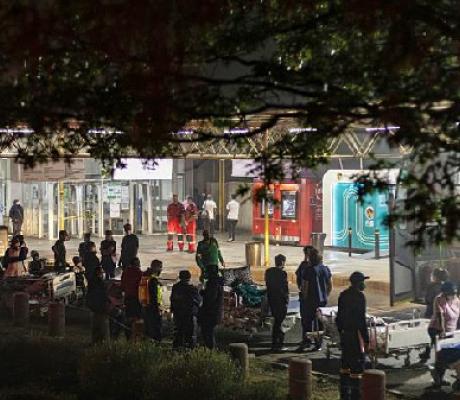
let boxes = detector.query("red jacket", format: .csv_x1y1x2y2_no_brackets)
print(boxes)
121,266,142,299
167,202,185,221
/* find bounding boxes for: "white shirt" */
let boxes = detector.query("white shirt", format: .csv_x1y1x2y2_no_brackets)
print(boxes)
203,199,217,220
226,199,240,220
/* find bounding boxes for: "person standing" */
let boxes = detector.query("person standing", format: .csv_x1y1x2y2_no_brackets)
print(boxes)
202,194,217,236
142,259,163,342
100,230,117,279
119,223,139,270
121,257,143,334
196,231,225,282
423,281,460,361
52,230,68,272
184,196,198,253
3,236,28,277
83,243,101,283
296,245,332,352
78,233,95,263
226,194,240,242
336,272,370,400
198,265,224,350
8,199,23,236
170,270,201,349
86,266,110,343
265,254,289,351
166,194,186,252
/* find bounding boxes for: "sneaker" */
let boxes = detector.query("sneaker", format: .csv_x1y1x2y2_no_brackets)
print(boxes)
227,238,233,242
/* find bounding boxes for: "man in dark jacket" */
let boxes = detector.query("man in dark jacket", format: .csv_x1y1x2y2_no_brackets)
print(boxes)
170,270,201,349
296,245,332,352
198,265,224,349
336,271,370,400
265,254,289,351
100,230,117,279
119,223,139,270
144,259,163,342
9,199,23,236
86,266,110,342
52,230,68,272
83,243,101,283
78,233,95,263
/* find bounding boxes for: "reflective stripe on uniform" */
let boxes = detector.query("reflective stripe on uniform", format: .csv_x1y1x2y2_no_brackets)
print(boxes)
350,373,363,379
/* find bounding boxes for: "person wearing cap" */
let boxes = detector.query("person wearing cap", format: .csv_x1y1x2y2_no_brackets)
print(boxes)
265,254,289,351
119,223,139,270
8,199,23,236
336,271,370,400
78,233,95,265
166,194,186,252
422,281,460,362
3,236,28,278
100,230,117,278
52,230,69,272
170,270,201,349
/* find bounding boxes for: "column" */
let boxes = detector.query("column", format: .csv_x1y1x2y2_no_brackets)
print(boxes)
97,181,104,238
147,182,153,234
47,182,55,240
76,185,84,237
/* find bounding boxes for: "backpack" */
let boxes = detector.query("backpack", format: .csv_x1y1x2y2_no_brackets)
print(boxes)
138,276,150,306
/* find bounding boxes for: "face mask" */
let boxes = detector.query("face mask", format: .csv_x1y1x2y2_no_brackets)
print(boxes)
357,281,365,291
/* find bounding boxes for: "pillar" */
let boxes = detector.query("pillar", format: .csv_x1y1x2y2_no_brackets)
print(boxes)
13,292,30,327
362,370,385,400
47,182,55,240
76,185,84,238
48,302,65,337
147,182,153,234
98,181,104,238
228,343,249,380
289,358,312,400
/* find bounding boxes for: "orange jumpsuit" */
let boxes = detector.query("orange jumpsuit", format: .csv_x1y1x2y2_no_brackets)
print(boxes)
167,202,186,251
185,202,198,253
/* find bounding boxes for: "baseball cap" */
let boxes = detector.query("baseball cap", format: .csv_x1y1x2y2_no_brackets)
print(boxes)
441,281,457,295
349,271,370,283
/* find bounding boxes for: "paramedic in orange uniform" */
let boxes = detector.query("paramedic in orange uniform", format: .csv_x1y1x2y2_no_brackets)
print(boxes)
167,194,186,252
185,196,198,253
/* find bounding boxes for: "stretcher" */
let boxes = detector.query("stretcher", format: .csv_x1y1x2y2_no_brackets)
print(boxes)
320,306,431,367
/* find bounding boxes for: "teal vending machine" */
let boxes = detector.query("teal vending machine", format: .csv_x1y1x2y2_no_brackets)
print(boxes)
332,183,389,250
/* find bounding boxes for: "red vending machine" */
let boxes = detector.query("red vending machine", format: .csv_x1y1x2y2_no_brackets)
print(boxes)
252,179,322,246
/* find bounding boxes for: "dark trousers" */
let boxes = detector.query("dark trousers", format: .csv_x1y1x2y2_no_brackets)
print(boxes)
173,316,196,349
143,306,162,341
272,311,287,348
101,256,116,279
227,219,237,240
12,219,22,236
340,332,365,400
200,321,217,349
300,299,323,345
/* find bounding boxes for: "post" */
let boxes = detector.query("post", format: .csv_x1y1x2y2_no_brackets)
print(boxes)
131,319,145,341
13,292,30,327
348,227,352,257
91,312,110,343
228,343,249,380
48,302,65,337
289,358,312,400
58,181,65,231
264,200,270,267
374,229,380,259
362,369,385,400
218,159,225,232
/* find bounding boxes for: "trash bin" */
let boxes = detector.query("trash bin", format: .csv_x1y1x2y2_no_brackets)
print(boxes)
0,225,8,254
310,233,327,256
245,241,262,268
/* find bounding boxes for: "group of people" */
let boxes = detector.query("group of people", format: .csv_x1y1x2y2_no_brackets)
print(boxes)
166,193,240,253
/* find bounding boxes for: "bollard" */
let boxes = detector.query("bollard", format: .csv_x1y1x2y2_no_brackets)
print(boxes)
131,319,145,341
228,343,249,379
91,312,110,343
13,292,30,327
348,227,352,257
374,229,380,259
48,302,65,337
362,369,385,400
289,358,312,400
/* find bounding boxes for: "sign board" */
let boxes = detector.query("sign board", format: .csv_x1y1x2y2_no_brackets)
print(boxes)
109,203,121,218
113,159,173,180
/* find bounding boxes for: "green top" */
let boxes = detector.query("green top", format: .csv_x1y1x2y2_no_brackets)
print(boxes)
196,239,224,270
